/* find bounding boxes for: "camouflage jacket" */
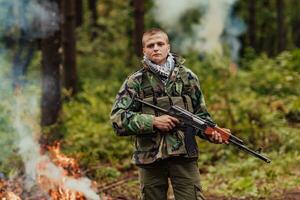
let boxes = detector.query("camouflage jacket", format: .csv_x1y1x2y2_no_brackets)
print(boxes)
110,55,214,165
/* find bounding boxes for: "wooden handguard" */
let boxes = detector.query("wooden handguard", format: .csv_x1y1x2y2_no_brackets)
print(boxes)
204,126,230,142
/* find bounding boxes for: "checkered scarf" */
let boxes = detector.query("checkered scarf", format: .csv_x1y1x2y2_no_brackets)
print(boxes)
143,53,175,84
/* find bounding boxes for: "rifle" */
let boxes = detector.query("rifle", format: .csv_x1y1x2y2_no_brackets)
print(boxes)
135,97,271,163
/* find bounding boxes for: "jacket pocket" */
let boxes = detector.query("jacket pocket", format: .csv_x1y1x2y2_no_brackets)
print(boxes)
135,134,160,152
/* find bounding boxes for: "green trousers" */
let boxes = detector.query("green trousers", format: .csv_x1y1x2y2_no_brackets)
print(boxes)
138,157,205,200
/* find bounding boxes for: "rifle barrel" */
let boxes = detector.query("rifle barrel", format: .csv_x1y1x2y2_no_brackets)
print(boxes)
229,139,271,163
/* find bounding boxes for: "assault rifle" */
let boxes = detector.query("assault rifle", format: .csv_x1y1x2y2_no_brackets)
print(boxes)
135,97,271,163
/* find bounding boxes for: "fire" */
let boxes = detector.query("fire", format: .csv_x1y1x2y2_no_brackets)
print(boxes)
6,192,22,200
0,178,22,200
47,142,82,178
36,141,99,200
1,83,102,199
0,141,101,200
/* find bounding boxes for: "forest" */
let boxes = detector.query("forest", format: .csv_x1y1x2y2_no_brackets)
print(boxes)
0,0,299,199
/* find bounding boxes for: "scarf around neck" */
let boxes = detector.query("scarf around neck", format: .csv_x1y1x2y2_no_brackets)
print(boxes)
143,53,175,84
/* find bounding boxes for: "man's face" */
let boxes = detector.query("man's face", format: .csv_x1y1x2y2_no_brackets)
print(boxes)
143,33,170,65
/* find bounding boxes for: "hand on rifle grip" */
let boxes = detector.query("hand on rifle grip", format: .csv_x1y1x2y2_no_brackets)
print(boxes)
153,115,180,133
205,127,230,144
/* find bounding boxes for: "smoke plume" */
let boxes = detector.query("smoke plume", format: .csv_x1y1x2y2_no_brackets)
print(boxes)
0,0,60,39
152,0,246,62
0,1,100,199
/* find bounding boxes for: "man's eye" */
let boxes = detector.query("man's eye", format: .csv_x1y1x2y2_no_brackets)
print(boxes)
158,42,164,46
147,44,154,48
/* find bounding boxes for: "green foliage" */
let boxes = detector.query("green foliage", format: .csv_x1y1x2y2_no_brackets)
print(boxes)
1,1,300,198
57,45,300,198
185,51,299,151
60,80,134,168
201,151,300,199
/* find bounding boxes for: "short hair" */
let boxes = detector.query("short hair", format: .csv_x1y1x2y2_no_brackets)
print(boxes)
142,28,169,47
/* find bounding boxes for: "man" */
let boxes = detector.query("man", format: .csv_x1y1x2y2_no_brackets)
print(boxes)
110,28,228,200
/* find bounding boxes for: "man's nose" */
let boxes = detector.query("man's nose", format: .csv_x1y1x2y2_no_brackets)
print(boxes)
153,44,159,51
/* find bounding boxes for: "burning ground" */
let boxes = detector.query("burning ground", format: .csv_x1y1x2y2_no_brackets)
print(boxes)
0,60,103,199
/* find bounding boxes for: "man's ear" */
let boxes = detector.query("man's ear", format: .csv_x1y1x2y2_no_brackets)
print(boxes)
143,49,146,57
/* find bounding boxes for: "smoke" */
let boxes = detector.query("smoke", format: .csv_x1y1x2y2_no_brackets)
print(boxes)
152,0,203,29
0,52,15,163
0,1,100,199
0,56,100,199
0,0,60,39
6,86,101,199
152,0,246,62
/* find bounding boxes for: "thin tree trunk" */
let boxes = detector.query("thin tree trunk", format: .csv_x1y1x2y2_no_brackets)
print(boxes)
12,36,35,89
276,0,286,53
292,0,300,47
248,0,256,50
133,0,144,57
62,0,77,96
41,30,61,126
258,1,275,56
88,0,98,40
75,0,83,27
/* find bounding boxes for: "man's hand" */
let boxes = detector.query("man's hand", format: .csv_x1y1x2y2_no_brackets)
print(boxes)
206,128,230,144
153,115,180,132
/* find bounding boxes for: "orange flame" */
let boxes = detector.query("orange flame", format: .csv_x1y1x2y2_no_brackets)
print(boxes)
0,179,22,200
37,141,91,199
1,141,105,200
47,142,82,178
6,192,22,200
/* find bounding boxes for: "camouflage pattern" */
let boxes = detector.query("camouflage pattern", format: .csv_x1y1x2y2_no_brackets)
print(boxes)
138,157,205,200
110,55,214,165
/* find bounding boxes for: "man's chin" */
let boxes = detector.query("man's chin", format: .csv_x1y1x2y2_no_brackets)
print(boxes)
150,57,166,65
151,59,162,64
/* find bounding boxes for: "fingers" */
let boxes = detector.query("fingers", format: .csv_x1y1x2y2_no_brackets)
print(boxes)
167,118,176,128
164,116,179,131
222,128,230,144
153,115,180,132
169,116,180,124
210,131,224,144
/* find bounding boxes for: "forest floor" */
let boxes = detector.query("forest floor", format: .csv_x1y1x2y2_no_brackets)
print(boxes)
98,169,300,200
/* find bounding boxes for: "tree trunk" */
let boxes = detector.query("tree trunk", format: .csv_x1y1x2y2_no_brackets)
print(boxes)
62,0,77,96
12,36,35,89
41,29,61,126
88,0,98,40
248,0,256,50
133,0,144,57
276,0,286,53
258,1,275,56
292,0,300,48
75,0,83,27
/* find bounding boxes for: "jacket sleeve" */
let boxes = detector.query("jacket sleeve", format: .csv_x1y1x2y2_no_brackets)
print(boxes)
110,75,155,136
186,69,215,140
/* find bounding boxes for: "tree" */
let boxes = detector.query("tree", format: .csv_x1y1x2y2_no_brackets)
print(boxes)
257,1,276,56
12,34,35,89
61,0,77,96
291,0,300,48
41,29,61,126
248,0,256,50
133,0,144,57
276,0,286,52
88,0,98,40
75,0,83,27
